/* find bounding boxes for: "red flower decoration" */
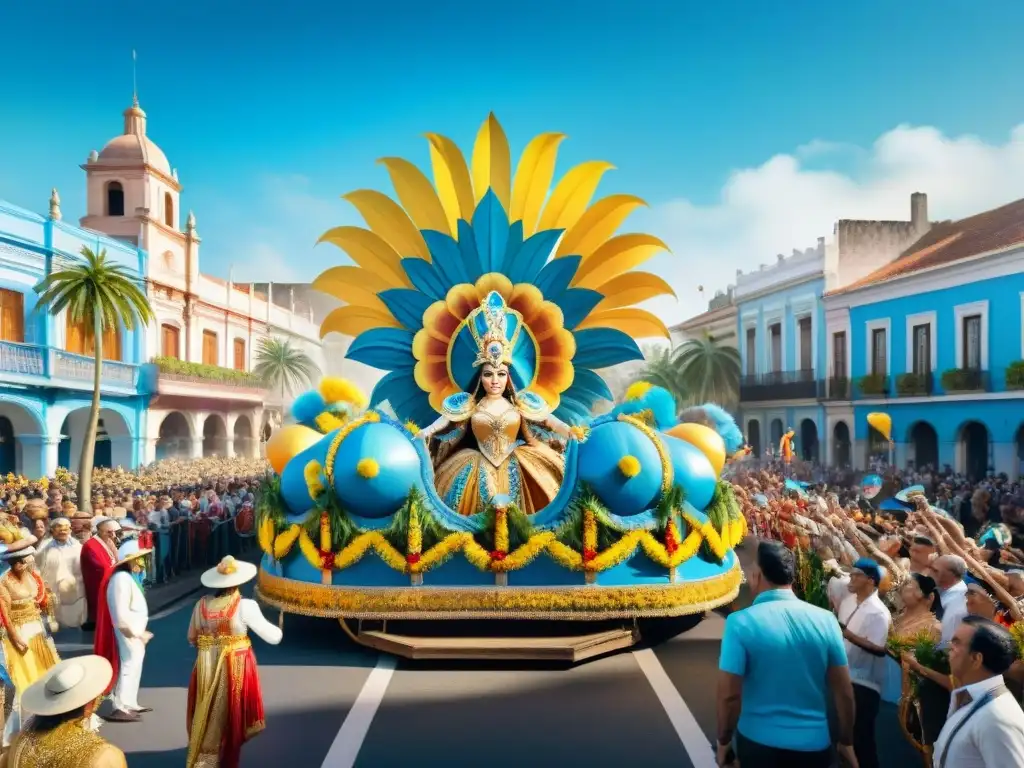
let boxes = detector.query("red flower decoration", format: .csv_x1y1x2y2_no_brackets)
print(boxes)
320,551,336,570
406,553,421,565
665,536,678,555
490,550,506,561
583,548,597,562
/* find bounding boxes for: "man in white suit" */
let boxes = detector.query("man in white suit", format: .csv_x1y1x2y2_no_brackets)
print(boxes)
36,518,86,629
94,538,153,723
933,616,1024,767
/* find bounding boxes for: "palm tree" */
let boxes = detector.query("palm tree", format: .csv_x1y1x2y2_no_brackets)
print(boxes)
35,246,153,512
672,333,741,407
635,346,688,405
253,337,319,406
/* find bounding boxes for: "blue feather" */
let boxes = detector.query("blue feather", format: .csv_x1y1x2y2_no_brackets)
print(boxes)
421,230,470,287
400,258,448,301
572,328,644,369
501,220,524,276
378,289,433,331
472,190,510,274
641,387,678,430
699,403,745,454
369,371,434,425
534,255,581,299
554,396,590,424
568,367,614,403
456,219,484,281
291,391,327,423
506,228,563,285
559,289,605,329
346,328,417,371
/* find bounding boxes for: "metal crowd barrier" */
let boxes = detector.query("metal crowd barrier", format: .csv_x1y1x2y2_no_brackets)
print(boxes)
140,516,256,588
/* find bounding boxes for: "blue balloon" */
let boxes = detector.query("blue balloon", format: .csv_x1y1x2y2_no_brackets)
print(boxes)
577,421,662,517
332,422,421,518
279,438,331,514
662,435,717,510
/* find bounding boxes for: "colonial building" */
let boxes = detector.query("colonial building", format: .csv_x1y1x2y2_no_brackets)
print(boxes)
733,238,827,460
669,288,737,349
0,194,149,477
78,97,325,463
823,195,1024,479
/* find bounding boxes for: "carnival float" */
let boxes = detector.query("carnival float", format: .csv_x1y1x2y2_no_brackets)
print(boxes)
254,115,749,660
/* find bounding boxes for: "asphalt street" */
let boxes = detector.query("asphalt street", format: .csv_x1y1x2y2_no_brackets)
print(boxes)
47,545,923,768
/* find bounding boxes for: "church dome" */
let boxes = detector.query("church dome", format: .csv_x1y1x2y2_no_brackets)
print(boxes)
95,101,172,176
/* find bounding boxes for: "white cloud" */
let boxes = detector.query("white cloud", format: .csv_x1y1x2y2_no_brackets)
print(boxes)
636,123,1024,326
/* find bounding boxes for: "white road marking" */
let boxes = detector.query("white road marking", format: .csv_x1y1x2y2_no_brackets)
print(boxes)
320,655,396,768
633,648,717,768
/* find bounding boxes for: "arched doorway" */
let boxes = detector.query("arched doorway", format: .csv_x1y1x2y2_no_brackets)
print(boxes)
0,403,45,476
960,421,989,481
770,419,784,455
157,412,192,460
799,419,819,462
233,415,253,458
746,420,761,458
0,417,13,475
203,415,228,457
58,408,132,473
867,425,890,465
909,421,939,471
833,422,851,467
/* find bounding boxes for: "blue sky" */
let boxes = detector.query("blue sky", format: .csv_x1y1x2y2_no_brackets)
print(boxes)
2,1,1023,321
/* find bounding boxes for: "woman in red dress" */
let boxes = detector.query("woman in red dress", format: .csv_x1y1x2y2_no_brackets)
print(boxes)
185,556,282,768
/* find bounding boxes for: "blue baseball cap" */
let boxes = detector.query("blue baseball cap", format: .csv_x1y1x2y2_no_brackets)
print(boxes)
852,558,882,586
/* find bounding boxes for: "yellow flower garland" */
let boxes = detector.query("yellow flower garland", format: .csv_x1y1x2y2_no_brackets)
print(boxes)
494,507,510,554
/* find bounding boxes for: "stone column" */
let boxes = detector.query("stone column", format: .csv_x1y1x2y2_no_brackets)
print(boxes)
224,438,235,458
894,442,909,470
993,442,1017,479
191,437,204,460
19,435,60,479
938,441,957,473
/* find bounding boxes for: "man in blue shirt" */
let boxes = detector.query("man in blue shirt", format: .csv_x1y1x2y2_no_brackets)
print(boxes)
716,541,858,767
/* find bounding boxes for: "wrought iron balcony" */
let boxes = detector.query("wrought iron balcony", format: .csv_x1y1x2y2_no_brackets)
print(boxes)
821,377,851,400
895,372,934,397
0,341,139,390
939,368,990,394
740,369,817,401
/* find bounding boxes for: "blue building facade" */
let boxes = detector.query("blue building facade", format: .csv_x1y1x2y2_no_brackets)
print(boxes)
0,196,149,478
823,199,1024,479
735,242,828,461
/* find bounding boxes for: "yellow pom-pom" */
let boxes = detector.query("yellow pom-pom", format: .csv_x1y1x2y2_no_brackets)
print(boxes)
315,412,346,433
320,377,369,409
356,458,380,479
304,460,325,497
404,420,420,435
618,455,641,478
625,381,653,401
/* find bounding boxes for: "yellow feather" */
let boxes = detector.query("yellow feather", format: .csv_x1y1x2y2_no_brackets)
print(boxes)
378,157,451,234
321,306,401,339
537,161,614,233
425,133,475,233
342,190,430,261
575,308,670,339
471,114,511,211
509,133,565,235
317,227,409,287
557,194,647,259
592,272,677,312
311,267,390,313
571,234,669,289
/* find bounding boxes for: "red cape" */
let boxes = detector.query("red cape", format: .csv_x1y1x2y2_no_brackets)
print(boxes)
81,537,115,624
93,568,121,696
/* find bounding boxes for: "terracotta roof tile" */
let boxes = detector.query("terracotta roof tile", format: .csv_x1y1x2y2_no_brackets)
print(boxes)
831,196,1024,294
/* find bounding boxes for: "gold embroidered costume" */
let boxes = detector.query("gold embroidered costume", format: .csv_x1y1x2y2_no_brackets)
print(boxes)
1,719,126,768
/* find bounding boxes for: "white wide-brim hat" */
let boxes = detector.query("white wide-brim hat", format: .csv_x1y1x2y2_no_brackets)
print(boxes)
201,556,257,589
21,655,112,716
114,538,152,568
2,545,36,561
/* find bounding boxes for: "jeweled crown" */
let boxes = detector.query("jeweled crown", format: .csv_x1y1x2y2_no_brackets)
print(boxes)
472,292,513,369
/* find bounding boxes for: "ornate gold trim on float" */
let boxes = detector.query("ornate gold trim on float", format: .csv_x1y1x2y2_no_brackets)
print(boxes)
254,561,742,621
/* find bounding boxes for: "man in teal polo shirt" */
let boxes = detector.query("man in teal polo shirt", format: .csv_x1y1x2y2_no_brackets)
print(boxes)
716,541,858,767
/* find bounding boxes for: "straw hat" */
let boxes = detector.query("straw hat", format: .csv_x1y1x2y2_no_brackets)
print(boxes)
114,538,152,568
21,656,112,716
201,556,257,590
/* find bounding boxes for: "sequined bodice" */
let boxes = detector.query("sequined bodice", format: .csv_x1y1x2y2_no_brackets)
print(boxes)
9,721,111,767
470,406,522,467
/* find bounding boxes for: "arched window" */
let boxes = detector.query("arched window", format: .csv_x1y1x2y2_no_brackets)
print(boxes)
106,182,125,216
164,192,174,227
161,323,180,358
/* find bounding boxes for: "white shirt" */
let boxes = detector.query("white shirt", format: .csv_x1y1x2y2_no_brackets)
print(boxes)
107,571,149,639
237,598,283,645
933,674,1024,767
938,581,968,647
837,591,891,693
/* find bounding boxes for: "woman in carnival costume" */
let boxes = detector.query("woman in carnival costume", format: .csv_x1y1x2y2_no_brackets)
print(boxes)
185,555,282,768
418,291,577,516
0,546,59,746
